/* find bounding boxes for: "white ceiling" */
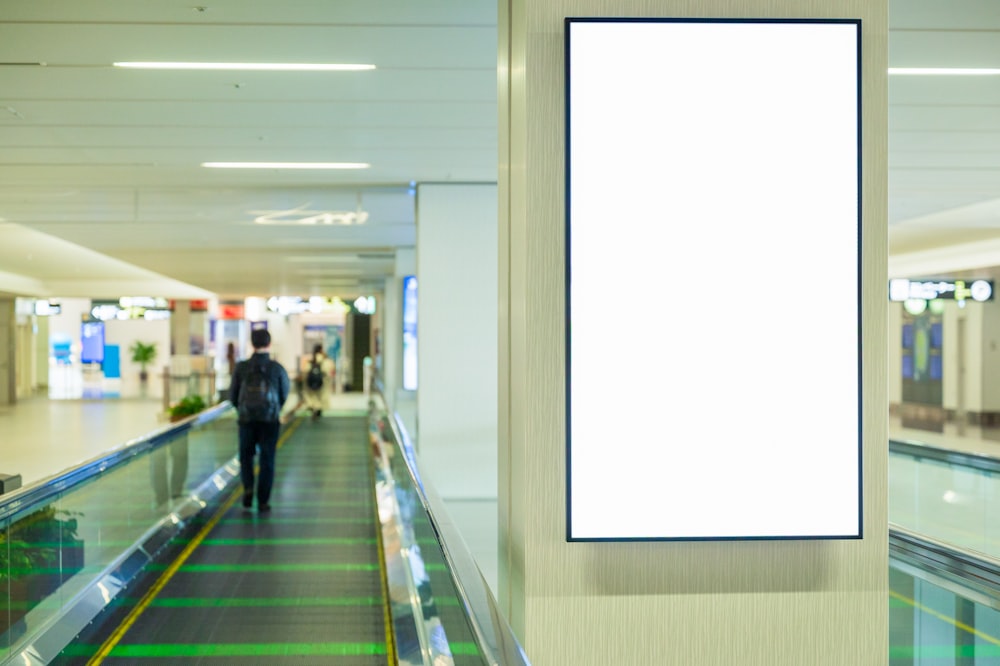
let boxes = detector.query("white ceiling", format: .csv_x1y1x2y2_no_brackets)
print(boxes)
0,0,496,300
0,1,999,300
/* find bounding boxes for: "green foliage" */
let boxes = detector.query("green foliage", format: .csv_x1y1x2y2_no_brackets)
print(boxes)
0,507,83,581
169,394,207,419
129,341,157,369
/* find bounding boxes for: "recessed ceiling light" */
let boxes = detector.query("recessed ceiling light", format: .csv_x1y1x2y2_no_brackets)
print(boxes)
113,61,375,71
889,67,1000,76
202,162,370,169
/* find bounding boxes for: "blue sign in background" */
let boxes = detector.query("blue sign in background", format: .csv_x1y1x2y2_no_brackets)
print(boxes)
402,275,418,391
80,321,105,364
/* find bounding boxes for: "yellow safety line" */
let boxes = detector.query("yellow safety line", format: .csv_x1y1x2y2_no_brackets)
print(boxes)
890,589,1000,646
87,419,302,665
369,429,398,665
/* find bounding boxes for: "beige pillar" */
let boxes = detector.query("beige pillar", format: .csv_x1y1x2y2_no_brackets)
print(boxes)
171,299,192,356
0,298,13,405
498,2,888,664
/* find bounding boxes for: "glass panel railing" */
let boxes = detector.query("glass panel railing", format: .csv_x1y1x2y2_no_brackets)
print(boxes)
371,383,530,666
889,552,1000,664
889,439,1000,559
0,403,238,663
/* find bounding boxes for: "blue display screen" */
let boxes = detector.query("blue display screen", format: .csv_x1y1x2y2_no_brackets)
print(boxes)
402,275,418,391
930,322,943,349
81,321,105,364
929,354,942,380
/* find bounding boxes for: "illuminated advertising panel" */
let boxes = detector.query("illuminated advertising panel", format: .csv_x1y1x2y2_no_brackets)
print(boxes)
402,276,418,391
566,18,861,541
80,321,105,364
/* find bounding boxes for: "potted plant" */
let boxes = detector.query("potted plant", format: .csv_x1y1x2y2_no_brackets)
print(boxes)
129,341,157,383
168,394,207,422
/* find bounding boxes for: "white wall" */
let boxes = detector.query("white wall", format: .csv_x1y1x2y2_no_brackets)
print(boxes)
888,302,902,407
48,298,91,351
381,247,416,413
980,301,1000,412
415,184,498,500
382,276,401,408
392,248,417,435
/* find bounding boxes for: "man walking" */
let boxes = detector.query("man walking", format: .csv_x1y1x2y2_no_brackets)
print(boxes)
229,329,290,512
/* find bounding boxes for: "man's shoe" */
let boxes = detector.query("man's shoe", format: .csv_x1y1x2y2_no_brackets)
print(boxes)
259,504,271,513
243,492,253,508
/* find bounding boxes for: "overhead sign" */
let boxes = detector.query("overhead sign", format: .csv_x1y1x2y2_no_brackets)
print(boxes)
889,278,993,303
34,301,61,316
566,18,862,541
218,303,245,320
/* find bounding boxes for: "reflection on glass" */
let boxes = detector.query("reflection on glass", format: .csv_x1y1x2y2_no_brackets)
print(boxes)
0,414,237,656
890,564,1000,663
150,436,190,506
889,452,1000,558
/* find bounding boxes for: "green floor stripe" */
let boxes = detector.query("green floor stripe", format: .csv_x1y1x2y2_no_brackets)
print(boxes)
199,537,377,546
890,644,1000,658
107,642,388,658
154,562,381,573
226,499,372,508
149,596,382,608
220,516,374,525
450,642,482,656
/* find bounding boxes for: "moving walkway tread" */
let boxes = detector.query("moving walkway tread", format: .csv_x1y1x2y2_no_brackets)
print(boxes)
56,415,392,665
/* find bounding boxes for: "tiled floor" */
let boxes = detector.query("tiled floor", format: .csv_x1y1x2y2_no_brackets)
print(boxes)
0,392,373,490
890,416,1000,459
0,396,167,487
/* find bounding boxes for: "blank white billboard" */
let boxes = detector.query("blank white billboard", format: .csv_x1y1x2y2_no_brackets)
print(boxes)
566,18,861,541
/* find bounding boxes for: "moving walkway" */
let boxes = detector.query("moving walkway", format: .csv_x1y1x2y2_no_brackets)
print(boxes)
0,396,525,665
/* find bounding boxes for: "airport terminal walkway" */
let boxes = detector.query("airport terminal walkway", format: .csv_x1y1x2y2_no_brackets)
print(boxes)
0,397,514,666
56,414,393,664
7,396,1000,663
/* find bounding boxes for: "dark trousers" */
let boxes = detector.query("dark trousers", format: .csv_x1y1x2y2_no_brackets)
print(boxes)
238,421,280,505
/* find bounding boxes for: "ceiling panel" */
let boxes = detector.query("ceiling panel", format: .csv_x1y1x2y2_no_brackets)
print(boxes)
1,0,1000,300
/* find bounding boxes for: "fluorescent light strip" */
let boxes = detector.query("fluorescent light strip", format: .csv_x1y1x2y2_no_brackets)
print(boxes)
889,67,1000,76
113,61,375,71
202,162,369,170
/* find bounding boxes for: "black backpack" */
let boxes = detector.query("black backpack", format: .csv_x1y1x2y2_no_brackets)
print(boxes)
306,359,324,391
238,361,279,421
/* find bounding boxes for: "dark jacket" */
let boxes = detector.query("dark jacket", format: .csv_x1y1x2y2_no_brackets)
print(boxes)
229,352,290,423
